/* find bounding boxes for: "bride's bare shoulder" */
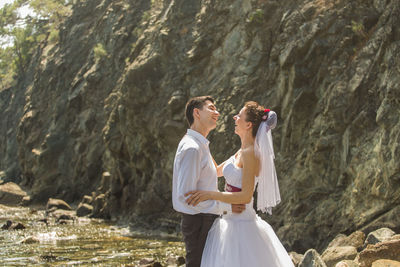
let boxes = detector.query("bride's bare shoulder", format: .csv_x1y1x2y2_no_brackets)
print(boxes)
241,146,260,173
241,146,256,161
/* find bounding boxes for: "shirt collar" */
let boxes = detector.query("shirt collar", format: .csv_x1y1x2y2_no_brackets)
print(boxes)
187,129,210,146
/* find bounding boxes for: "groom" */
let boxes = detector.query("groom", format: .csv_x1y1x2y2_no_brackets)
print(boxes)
172,96,245,267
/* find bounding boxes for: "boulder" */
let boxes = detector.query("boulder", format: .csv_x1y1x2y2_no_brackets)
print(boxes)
139,258,162,266
1,220,26,230
371,259,400,267
139,258,154,265
364,228,395,247
50,209,76,223
299,249,328,267
0,182,27,205
322,246,358,267
21,195,31,206
390,235,400,241
166,256,185,266
335,260,359,267
81,195,93,205
357,239,400,267
176,256,185,266
76,203,93,217
46,198,72,211
21,236,40,244
290,251,304,266
1,220,12,230
10,222,26,230
327,232,365,251
92,194,106,217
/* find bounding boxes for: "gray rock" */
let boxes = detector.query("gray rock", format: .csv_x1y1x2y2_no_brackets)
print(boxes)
81,195,93,205
139,257,155,265
299,249,327,267
92,194,106,217
371,259,400,267
364,228,395,246
2,220,26,230
76,203,93,217
46,198,72,211
322,246,358,267
1,220,12,230
21,195,31,206
290,251,304,266
327,232,365,251
50,209,76,223
334,260,359,267
21,236,40,244
0,182,27,205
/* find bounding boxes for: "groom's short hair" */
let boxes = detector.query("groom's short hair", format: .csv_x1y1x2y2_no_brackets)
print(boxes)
185,96,214,126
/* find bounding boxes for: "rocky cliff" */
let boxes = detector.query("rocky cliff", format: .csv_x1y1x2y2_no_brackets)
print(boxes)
1,0,399,252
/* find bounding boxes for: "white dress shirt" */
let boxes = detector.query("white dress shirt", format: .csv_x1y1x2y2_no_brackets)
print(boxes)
172,129,232,215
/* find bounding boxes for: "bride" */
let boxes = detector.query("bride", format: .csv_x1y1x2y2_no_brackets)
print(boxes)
185,101,294,267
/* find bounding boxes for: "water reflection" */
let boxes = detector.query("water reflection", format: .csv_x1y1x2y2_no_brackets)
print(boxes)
0,205,184,266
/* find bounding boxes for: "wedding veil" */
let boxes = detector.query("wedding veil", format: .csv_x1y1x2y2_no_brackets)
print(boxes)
254,111,281,214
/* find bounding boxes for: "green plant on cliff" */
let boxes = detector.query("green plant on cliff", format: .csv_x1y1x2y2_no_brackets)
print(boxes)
151,0,162,9
247,8,264,25
93,43,108,62
0,0,71,89
351,20,367,38
29,0,71,44
0,46,15,88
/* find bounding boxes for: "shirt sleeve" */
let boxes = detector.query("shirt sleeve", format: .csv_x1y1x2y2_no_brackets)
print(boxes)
176,147,231,215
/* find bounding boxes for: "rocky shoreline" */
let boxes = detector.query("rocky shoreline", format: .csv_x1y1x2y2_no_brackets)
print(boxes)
1,182,399,267
0,181,185,266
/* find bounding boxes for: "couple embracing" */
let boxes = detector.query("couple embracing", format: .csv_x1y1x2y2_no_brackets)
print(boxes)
172,96,294,267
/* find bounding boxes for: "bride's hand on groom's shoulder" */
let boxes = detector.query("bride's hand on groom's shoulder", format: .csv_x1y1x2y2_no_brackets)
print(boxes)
185,190,212,206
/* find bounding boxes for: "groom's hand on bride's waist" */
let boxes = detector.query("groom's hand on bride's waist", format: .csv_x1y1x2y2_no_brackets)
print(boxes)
231,204,246,213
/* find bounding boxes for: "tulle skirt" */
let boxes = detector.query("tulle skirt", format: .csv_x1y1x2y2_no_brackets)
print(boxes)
201,208,294,267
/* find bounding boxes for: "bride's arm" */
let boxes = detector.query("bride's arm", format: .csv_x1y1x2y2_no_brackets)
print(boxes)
186,149,256,205
212,157,229,177
212,150,240,177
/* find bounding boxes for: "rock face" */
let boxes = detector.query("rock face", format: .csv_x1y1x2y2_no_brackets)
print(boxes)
0,0,400,251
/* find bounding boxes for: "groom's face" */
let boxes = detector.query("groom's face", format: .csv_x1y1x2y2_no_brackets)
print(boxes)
196,100,220,130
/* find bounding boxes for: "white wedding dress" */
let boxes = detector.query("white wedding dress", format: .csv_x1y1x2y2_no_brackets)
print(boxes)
201,155,294,267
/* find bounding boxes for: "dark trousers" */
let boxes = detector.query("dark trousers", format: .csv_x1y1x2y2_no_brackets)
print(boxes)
181,213,218,267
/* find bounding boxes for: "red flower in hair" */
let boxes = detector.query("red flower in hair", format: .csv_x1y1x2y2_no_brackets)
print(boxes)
262,108,270,121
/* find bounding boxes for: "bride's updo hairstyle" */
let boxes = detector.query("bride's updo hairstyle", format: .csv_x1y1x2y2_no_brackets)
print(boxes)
244,101,269,137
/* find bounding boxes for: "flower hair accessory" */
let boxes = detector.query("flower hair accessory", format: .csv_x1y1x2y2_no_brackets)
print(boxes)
262,109,270,121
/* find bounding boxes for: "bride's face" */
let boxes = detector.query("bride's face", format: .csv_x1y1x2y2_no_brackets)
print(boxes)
233,107,251,135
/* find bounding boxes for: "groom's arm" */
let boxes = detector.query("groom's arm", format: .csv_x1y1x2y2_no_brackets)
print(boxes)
176,147,232,215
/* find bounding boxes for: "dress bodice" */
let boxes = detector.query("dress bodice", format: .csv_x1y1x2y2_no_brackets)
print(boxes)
221,154,257,219
222,155,242,189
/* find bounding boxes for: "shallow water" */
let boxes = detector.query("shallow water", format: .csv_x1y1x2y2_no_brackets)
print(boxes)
0,205,185,266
